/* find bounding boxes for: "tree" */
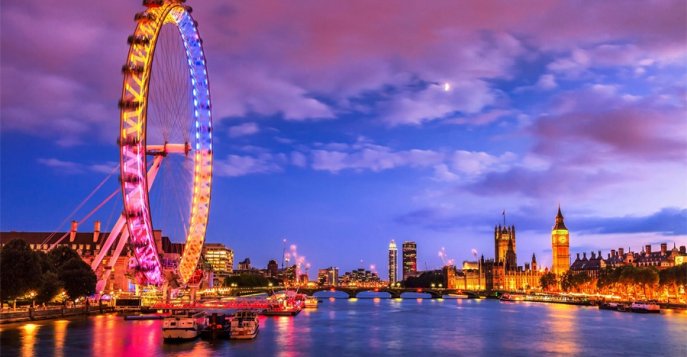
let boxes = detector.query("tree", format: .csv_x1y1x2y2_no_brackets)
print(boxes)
36,271,63,304
224,273,272,287
0,239,42,302
404,271,444,288
29,251,63,303
540,272,557,292
59,258,96,301
47,246,82,269
637,267,659,298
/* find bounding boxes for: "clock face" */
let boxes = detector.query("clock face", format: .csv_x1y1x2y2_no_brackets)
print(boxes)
558,235,567,244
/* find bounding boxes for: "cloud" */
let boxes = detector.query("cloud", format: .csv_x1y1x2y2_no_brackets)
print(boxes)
3,0,686,147
531,89,687,164
290,151,308,168
310,140,444,173
536,74,557,90
228,122,260,138
380,81,496,126
214,153,287,177
37,158,117,175
575,208,687,236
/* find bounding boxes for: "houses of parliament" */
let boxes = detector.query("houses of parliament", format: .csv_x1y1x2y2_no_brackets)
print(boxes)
445,207,570,291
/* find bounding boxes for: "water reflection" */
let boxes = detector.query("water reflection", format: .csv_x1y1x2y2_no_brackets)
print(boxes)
53,319,69,357
21,323,39,357
0,301,684,356
541,304,579,355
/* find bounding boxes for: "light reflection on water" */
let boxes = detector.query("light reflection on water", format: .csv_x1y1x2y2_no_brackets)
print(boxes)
21,323,39,357
1,299,685,356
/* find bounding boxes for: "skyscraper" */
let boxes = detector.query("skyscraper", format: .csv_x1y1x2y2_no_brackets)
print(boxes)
551,206,570,275
402,241,417,281
388,240,398,286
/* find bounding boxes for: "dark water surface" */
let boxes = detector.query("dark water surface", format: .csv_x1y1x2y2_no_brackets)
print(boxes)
2,298,686,356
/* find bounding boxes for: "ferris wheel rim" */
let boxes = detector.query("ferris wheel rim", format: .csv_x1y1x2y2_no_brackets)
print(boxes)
118,1,213,286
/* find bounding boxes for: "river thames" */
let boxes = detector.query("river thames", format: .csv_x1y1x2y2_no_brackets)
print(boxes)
2,297,686,356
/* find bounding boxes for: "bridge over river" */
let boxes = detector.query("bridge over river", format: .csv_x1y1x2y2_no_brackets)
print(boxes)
223,287,479,299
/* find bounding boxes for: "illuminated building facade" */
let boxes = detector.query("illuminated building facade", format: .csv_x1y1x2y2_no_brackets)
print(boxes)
495,225,517,271
267,259,279,277
202,243,234,287
388,240,398,286
340,268,381,287
551,206,570,275
402,241,417,281
317,266,339,286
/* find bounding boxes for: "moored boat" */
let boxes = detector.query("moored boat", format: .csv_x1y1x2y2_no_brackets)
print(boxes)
162,311,206,342
445,293,470,299
599,302,623,311
630,301,661,314
499,293,524,302
304,296,319,308
262,292,302,316
230,310,259,340
200,312,231,340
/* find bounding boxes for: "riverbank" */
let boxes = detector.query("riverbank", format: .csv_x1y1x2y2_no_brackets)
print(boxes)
494,293,687,310
0,306,115,324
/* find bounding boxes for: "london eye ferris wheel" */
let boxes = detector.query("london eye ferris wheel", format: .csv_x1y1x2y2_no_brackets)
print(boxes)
118,0,213,286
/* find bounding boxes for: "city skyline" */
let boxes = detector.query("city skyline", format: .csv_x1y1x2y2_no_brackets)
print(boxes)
2,0,686,275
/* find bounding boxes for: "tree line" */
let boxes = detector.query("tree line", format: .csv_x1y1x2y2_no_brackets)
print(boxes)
1,239,97,306
539,264,687,299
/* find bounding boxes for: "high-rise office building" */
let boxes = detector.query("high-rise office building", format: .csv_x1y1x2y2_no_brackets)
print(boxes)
402,241,417,281
388,240,398,286
317,266,339,286
202,243,234,287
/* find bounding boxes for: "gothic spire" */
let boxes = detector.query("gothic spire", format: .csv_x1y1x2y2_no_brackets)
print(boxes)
553,205,567,230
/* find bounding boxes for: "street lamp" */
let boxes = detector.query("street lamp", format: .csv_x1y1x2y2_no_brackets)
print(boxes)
439,283,443,289
431,283,436,288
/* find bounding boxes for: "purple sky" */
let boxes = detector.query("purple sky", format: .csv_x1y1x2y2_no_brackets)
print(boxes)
1,0,686,278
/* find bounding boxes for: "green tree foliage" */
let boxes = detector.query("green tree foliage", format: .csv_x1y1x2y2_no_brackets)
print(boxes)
404,271,444,288
1,241,96,303
47,246,82,269
560,271,593,292
224,273,277,287
36,271,63,304
597,265,664,298
59,258,96,301
0,239,42,301
658,264,687,297
540,272,557,292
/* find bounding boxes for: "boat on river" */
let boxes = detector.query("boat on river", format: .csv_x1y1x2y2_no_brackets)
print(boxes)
230,310,259,340
200,312,231,340
599,302,625,311
499,293,524,302
304,296,319,308
162,311,206,342
262,292,302,316
630,301,661,313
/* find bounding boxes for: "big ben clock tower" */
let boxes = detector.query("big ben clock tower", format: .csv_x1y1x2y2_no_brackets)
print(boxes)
551,206,570,275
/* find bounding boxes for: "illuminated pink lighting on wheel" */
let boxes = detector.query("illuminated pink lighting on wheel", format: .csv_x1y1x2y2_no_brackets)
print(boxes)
119,1,212,286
